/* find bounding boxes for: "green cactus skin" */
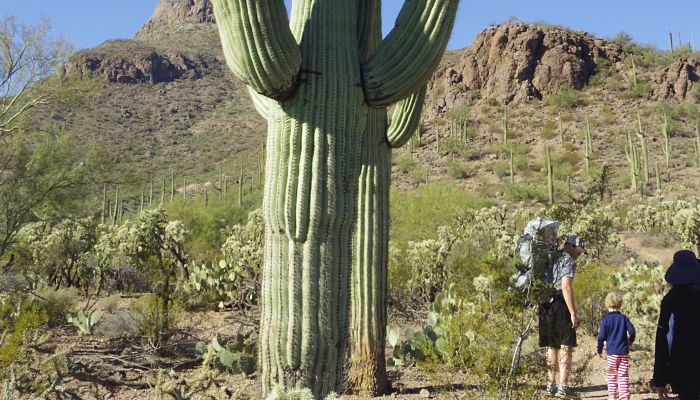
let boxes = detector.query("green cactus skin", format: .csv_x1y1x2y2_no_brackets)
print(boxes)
695,125,700,168
238,165,243,207
625,128,640,192
546,146,554,205
661,114,670,169
170,170,175,202
502,107,509,144
349,89,425,394
112,186,119,225
150,177,154,205
655,161,662,195
101,184,107,224
636,113,649,185
584,116,592,176
161,178,166,205
213,0,457,397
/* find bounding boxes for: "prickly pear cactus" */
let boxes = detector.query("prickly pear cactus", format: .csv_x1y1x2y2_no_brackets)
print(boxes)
212,0,458,397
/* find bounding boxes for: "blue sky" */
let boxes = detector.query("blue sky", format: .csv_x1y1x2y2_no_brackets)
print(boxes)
2,1,699,52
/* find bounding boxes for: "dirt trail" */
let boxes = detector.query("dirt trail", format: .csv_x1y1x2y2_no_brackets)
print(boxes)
575,336,660,400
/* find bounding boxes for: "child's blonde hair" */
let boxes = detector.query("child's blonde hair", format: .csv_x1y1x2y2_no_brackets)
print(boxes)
605,291,623,309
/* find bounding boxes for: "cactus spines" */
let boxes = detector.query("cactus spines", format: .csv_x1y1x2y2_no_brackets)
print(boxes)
661,114,671,169
546,146,554,205
213,0,457,396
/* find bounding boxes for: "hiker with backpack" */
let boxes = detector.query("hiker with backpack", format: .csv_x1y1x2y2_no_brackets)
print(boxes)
540,235,586,398
513,218,586,399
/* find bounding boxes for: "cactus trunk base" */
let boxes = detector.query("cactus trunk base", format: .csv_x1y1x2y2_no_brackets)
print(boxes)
348,346,388,395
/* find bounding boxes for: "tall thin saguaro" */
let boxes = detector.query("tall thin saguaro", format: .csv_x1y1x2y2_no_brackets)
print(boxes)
349,1,430,392
212,0,458,397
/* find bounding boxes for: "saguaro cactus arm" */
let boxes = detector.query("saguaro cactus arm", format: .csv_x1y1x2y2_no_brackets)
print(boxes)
386,85,427,148
211,0,302,100
361,0,459,106
247,86,272,119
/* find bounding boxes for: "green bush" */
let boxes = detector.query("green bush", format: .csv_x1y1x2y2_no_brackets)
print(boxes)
504,183,547,203
544,88,586,109
446,160,474,179
129,294,181,346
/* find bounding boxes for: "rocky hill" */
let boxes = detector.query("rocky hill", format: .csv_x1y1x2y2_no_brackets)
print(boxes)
33,0,700,206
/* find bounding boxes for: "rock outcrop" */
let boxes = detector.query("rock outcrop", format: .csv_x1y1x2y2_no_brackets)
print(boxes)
63,46,205,84
135,0,215,38
426,23,623,115
650,58,699,100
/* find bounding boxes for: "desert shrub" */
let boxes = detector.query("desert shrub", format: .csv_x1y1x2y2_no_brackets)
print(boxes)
504,183,547,202
129,294,181,346
0,298,50,387
540,120,558,139
182,209,263,310
394,265,550,399
118,209,188,345
393,154,418,174
390,183,491,244
164,196,249,261
575,262,616,335
612,260,667,349
93,309,141,338
544,88,586,109
620,81,650,99
14,218,98,292
446,160,473,179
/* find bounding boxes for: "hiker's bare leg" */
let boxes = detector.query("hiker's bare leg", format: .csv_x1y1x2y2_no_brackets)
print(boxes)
547,347,559,385
559,345,572,386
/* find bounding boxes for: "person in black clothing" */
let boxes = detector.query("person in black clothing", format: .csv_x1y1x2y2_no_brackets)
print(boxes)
652,250,700,400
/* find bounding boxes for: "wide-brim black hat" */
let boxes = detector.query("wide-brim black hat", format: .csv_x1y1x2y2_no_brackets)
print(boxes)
665,250,700,285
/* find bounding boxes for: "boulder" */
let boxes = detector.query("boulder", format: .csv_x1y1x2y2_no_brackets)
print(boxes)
650,58,700,100
63,47,205,84
135,0,215,38
426,23,623,115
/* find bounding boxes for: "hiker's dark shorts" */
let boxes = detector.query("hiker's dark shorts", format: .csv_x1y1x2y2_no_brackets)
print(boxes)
538,292,577,348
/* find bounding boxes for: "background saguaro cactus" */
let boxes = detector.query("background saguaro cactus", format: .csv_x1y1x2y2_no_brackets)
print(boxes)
212,0,458,397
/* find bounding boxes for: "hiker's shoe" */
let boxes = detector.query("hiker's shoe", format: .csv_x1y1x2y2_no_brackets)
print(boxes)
554,385,572,399
545,383,557,396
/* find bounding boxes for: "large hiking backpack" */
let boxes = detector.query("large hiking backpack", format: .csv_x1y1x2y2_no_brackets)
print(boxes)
514,218,560,290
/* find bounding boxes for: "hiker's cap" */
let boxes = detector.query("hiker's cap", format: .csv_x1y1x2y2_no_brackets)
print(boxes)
565,235,587,254
665,250,700,285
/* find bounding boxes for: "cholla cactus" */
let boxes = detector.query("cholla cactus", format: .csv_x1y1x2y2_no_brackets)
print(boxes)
212,0,459,396
266,387,340,400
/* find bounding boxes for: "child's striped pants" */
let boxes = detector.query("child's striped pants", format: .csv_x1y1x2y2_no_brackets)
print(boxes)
606,354,630,399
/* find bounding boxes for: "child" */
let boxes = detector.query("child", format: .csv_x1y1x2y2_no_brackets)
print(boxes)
597,292,636,400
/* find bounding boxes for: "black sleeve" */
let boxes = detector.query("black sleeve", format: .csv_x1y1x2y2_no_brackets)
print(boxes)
652,292,673,387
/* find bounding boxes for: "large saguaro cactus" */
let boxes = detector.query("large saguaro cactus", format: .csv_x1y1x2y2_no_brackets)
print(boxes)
212,0,458,397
